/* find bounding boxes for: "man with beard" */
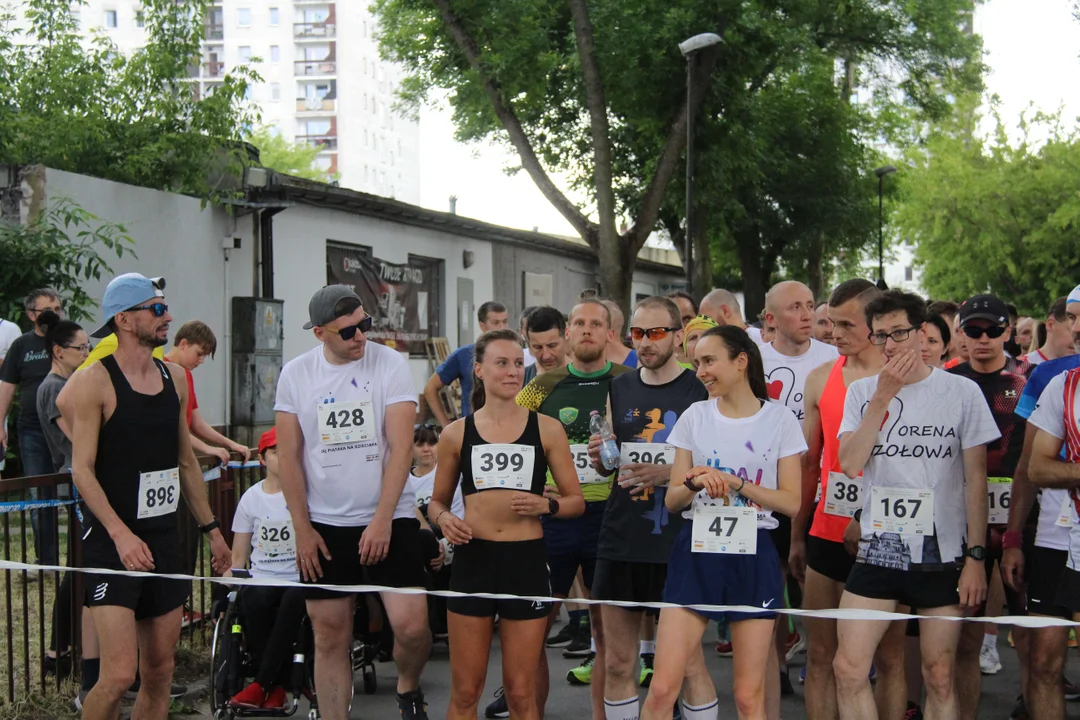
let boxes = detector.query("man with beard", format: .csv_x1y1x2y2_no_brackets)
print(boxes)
512,298,630,718
588,296,713,719
69,273,231,720
522,306,569,385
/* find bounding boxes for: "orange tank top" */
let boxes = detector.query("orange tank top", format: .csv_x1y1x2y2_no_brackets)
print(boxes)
810,357,854,542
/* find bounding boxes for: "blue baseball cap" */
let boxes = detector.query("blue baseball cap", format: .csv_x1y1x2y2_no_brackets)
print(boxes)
90,273,166,338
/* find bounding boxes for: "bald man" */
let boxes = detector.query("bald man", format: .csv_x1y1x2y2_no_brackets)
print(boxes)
698,289,764,345
600,300,637,368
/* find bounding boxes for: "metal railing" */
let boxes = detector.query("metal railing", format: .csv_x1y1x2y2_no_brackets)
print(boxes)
205,23,224,40
0,458,264,707
295,134,338,151
296,97,336,113
294,22,335,39
294,59,337,76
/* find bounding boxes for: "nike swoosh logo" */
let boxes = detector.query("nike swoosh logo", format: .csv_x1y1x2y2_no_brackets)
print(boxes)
762,599,774,608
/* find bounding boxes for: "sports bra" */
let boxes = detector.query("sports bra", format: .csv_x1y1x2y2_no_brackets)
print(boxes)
459,411,548,497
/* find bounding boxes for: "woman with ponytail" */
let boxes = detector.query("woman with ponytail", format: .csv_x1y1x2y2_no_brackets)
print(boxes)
36,311,89,472
428,328,584,720
640,326,805,720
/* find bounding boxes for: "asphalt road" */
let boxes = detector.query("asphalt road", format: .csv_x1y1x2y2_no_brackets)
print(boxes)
250,621,1080,720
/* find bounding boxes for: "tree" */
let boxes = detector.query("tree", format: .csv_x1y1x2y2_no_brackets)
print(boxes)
246,127,337,182
894,98,1080,315
375,0,982,315
0,0,260,202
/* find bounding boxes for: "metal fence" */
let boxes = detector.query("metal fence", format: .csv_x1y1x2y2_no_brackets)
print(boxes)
0,457,264,707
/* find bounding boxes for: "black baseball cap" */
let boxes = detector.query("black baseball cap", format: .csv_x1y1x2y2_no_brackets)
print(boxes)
958,294,1009,326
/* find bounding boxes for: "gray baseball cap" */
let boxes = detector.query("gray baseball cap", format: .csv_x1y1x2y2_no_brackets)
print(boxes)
303,285,363,329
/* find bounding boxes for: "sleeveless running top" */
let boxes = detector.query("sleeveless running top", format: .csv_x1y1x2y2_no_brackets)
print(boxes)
94,355,181,532
811,357,853,542
459,412,548,497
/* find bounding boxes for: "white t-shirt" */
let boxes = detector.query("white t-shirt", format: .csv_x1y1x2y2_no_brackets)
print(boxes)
274,343,418,527
839,368,1000,570
746,326,764,346
522,347,537,367
1027,371,1080,566
409,465,466,519
759,339,839,423
0,319,21,362
1023,349,1049,367
667,399,806,529
232,481,299,582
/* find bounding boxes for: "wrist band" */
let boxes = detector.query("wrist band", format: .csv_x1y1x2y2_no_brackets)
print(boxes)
434,510,449,526
684,477,704,493
1002,530,1023,550
735,477,746,493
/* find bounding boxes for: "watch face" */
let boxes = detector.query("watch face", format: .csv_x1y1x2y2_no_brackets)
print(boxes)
969,546,985,560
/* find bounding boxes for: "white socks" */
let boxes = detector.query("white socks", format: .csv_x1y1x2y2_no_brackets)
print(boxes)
604,696,640,720
681,699,719,720
982,632,997,649
640,640,656,654
591,636,598,653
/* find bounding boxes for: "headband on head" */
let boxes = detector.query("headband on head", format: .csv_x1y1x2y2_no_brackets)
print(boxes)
683,315,719,353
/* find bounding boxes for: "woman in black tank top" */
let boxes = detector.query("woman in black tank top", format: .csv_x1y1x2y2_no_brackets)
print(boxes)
428,329,583,720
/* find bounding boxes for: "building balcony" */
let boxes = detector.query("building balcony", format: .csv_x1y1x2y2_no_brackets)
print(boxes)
205,23,224,40
294,59,336,76
296,97,337,113
294,22,335,39
296,134,338,151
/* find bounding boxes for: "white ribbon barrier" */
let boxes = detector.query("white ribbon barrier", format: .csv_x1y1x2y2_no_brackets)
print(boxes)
1,559,1076,627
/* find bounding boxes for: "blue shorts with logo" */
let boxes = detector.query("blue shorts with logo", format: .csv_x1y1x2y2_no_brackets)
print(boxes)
542,500,606,596
663,524,782,623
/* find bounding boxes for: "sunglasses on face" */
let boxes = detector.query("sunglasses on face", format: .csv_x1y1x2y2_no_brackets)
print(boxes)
961,324,1007,340
324,315,374,341
629,326,680,341
127,302,169,317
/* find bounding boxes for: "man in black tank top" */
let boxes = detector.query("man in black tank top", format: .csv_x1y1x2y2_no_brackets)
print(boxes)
67,274,230,720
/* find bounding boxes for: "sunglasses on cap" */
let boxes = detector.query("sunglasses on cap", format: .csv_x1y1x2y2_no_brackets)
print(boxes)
629,326,680,341
127,302,169,317
961,324,1007,340
324,315,374,341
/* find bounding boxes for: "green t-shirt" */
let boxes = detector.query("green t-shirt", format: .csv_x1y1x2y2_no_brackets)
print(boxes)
516,361,631,501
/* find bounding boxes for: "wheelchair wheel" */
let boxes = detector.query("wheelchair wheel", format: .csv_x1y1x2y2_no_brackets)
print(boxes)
209,617,231,718
362,664,377,695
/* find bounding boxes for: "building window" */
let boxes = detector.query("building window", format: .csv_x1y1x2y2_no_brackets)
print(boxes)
270,83,280,101
238,46,252,61
904,265,913,282
269,125,282,138
269,7,279,26
237,8,251,27
135,10,145,28
104,9,118,28
270,45,280,63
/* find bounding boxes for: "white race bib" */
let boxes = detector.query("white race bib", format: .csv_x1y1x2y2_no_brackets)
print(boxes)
570,444,606,484
136,468,180,519
620,443,675,466
824,472,864,518
415,492,433,509
1057,494,1074,528
691,504,757,554
987,478,1012,526
256,519,295,557
318,399,375,445
870,487,934,537
471,444,535,491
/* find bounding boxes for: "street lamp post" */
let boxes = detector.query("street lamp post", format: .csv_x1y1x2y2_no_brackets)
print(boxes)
679,32,721,297
874,165,897,291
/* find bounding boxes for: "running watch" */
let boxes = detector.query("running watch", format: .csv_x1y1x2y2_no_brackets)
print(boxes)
964,545,987,561
547,498,560,517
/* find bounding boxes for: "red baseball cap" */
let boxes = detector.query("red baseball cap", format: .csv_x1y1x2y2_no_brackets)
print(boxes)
258,428,277,456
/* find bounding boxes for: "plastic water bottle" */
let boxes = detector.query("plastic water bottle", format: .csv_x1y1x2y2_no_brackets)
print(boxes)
589,410,620,471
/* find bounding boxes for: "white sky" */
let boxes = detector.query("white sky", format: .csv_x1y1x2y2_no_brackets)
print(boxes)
416,0,1080,236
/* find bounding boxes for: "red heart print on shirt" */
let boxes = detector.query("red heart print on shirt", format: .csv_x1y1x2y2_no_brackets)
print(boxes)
767,380,783,400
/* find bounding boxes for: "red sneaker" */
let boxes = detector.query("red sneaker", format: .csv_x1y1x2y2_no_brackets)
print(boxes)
262,687,288,710
715,640,733,657
228,681,266,709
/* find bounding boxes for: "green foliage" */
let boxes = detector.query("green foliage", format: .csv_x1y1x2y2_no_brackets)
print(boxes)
895,98,1080,315
246,127,336,182
0,198,134,325
0,0,261,201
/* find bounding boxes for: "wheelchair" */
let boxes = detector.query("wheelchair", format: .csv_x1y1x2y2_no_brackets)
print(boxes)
209,579,379,720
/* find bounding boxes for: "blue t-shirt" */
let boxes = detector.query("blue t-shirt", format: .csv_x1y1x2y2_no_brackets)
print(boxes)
1016,355,1080,420
623,349,638,369
437,343,475,416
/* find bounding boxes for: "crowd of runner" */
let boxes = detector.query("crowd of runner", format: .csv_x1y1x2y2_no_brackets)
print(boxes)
1,271,1079,720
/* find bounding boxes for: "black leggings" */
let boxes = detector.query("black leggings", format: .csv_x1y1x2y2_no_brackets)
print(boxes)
239,585,308,689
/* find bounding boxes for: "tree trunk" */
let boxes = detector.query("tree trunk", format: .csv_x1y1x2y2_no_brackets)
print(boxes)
807,230,824,300
736,229,767,320
599,229,635,324
691,210,710,301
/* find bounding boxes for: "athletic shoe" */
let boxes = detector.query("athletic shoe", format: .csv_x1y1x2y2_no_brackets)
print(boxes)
979,643,1002,675
1064,676,1080,701
125,681,187,700
1071,628,1078,649
779,670,794,696
228,682,267,709
73,689,89,713
784,630,806,662
263,687,288,710
566,654,595,685
396,689,429,719
903,701,924,720
714,640,733,657
562,634,592,658
798,666,806,684
546,623,576,648
1009,695,1030,720
1008,629,1015,647
484,687,510,719
640,653,654,687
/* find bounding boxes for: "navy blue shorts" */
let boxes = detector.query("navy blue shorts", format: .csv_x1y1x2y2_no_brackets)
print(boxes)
663,524,782,623
542,500,606,596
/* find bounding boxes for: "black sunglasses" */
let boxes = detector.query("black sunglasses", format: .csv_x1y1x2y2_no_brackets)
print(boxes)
127,302,169,317
325,315,374,341
961,325,1007,340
